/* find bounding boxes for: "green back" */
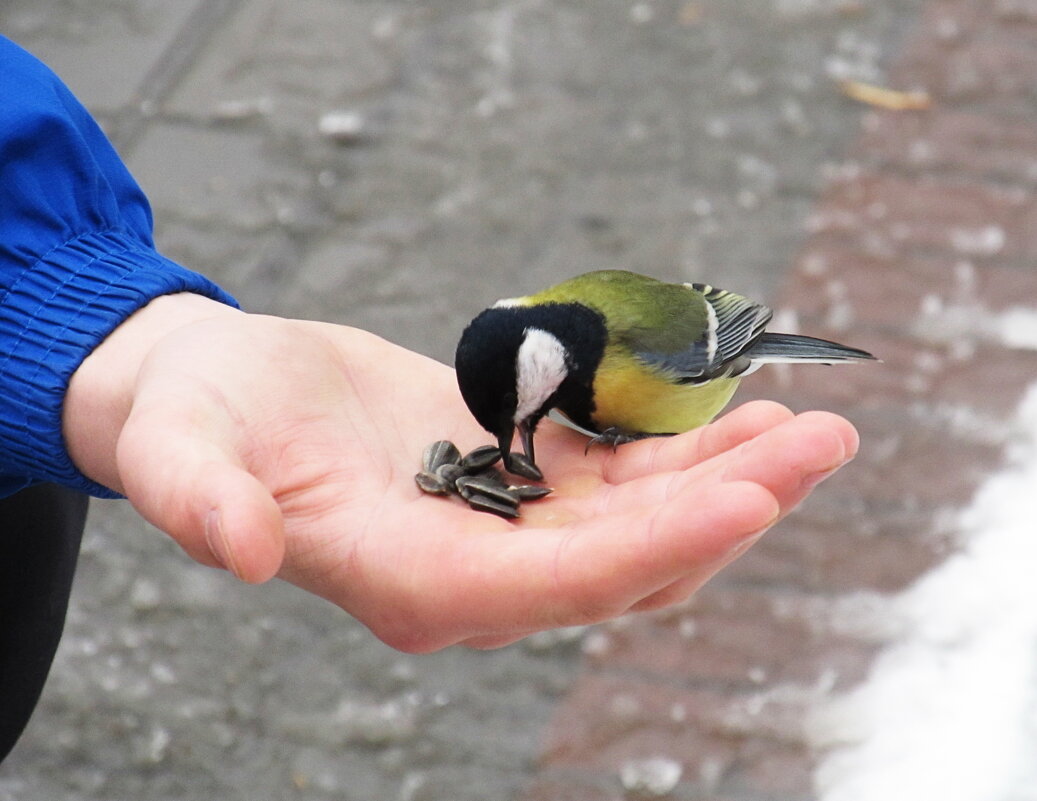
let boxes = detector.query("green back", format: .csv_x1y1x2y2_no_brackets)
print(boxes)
514,270,771,380
526,270,708,354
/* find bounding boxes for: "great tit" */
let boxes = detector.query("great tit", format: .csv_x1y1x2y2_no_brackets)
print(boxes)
455,270,875,473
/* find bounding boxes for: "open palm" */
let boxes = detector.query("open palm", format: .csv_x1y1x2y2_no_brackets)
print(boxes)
110,314,857,652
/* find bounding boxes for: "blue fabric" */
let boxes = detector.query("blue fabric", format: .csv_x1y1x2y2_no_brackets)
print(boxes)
0,36,239,498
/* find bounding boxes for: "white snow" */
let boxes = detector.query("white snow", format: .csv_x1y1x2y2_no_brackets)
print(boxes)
995,306,1037,352
809,375,1037,801
914,297,1037,358
808,305,1037,800
949,225,1006,257
620,756,683,796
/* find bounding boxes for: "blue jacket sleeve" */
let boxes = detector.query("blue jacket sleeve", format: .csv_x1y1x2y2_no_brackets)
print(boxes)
0,36,239,499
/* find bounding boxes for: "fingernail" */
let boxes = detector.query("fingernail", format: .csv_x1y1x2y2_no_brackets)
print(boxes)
801,463,844,490
745,510,780,544
731,519,776,559
204,509,235,576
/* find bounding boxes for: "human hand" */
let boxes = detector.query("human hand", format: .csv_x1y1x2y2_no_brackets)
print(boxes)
64,294,858,652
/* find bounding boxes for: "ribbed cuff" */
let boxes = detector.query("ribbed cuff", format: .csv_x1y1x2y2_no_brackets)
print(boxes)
0,230,238,498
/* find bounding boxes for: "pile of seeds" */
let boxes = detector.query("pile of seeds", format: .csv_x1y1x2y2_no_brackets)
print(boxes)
415,440,552,519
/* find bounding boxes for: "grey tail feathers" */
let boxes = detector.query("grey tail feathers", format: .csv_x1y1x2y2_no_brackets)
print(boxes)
746,332,876,364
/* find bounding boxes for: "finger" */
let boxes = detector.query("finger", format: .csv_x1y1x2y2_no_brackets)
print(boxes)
721,410,857,514
625,413,858,613
629,532,761,613
417,479,779,639
597,410,856,517
546,479,778,626
799,409,860,459
116,406,285,584
462,631,537,650
602,400,795,484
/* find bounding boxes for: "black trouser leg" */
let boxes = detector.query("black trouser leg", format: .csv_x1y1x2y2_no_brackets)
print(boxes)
0,483,89,764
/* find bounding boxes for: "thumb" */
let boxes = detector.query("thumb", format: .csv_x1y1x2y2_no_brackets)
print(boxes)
116,408,285,584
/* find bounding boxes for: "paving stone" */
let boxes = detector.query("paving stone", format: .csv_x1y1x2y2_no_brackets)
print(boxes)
734,514,945,594
582,589,879,693
0,0,207,110
164,0,397,136
852,109,1037,184
126,123,312,230
783,244,1037,329
806,173,1033,263
896,4,1037,103
537,672,820,799
519,777,618,801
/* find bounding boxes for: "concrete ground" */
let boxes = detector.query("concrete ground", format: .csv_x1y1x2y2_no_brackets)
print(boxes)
3,1,1037,799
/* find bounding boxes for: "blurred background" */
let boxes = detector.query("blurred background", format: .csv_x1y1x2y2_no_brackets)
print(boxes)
3,1,1037,799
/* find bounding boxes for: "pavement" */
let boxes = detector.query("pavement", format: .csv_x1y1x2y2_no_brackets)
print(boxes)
2,1,1037,800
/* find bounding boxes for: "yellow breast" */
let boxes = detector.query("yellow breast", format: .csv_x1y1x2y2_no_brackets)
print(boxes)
590,349,740,434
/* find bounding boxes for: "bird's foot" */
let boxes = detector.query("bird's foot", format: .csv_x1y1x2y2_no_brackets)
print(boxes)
584,428,671,455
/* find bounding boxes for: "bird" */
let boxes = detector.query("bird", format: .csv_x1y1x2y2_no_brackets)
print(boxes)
454,269,875,475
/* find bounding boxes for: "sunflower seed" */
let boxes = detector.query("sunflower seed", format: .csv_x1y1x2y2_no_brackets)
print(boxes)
466,493,520,519
418,439,554,516
435,462,465,490
455,475,520,508
506,452,544,482
475,466,503,484
461,445,502,473
414,471,450,495
422,440,461,473
510,484,554,501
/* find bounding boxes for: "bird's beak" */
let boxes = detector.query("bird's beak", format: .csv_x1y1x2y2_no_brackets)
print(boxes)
497,420,536,472
496,425,516,472
517,420,536,465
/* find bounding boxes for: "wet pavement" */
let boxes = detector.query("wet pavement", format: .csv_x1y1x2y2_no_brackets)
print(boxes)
3,1,1037,799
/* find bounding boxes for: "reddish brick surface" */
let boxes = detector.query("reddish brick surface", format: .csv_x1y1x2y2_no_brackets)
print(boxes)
785,245,1037,328
733,513,942,594
802,173,1034,262
521,780,617,801
853,110,1037,182
537,674,818,798
574,589,875,692
520,3,1037,800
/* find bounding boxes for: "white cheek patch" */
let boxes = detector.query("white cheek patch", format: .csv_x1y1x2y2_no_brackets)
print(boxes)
514,328,568,424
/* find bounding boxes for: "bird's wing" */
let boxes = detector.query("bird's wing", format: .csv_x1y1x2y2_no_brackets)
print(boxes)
521,270,773,382
623,283,772,383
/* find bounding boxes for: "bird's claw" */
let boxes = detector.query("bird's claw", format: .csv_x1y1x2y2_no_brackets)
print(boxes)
584,427,665,455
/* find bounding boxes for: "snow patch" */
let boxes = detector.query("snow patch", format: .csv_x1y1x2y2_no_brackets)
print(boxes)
809,382,1037,801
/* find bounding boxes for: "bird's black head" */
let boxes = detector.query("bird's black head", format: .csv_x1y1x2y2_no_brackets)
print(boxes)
454,301,606,470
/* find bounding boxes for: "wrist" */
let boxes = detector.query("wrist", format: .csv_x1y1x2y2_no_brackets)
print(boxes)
62,293,241,493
